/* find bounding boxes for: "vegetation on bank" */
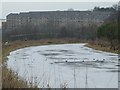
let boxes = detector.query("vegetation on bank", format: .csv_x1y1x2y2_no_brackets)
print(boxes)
3,22,98,42
86,41,119,54
97,22,119,50
3,66,28,88
94,10,119,53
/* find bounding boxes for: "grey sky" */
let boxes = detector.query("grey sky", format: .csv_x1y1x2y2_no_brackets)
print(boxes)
1,0,119,2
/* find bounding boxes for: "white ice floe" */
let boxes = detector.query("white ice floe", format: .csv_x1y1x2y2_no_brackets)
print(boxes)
7,43,118,88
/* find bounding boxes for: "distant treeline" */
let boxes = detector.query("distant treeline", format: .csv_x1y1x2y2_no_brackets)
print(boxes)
3,21,98,41
93,6,116,12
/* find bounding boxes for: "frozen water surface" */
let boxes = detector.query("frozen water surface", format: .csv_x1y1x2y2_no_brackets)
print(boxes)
7,43,118,88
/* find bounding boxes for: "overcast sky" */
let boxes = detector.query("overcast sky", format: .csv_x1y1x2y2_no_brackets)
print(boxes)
1,0,120,2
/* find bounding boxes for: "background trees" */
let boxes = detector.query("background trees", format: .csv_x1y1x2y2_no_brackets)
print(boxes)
3,20,98,42
96,7,119,50
97,22,118,50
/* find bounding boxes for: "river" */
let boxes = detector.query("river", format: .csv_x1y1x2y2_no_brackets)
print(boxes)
7,43,118,88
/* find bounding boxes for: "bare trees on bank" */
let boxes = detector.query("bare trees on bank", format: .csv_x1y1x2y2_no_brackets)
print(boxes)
3,21,98,42
95,10,119,52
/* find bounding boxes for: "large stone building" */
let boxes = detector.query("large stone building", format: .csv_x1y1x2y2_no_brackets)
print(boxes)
4,10,113,30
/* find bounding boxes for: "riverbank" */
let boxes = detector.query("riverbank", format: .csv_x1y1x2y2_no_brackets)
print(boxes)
2,39,118,88
2,38,82,88
86,43,119,54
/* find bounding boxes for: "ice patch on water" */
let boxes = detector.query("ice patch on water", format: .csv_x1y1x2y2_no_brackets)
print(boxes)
7,43,118,88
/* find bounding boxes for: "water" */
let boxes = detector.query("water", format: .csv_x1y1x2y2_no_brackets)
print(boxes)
7,43,118,88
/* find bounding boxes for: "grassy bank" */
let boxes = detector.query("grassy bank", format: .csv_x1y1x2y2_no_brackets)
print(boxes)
86,43,119,54
2,38,82,88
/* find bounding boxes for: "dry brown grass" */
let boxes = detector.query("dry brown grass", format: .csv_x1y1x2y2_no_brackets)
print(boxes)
2,66,28,88
86,43,119,54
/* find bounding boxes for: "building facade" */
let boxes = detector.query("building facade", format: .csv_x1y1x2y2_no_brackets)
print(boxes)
5,10,113,30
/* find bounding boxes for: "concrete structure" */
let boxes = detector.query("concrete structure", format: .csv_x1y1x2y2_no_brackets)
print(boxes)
4,10,113,30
